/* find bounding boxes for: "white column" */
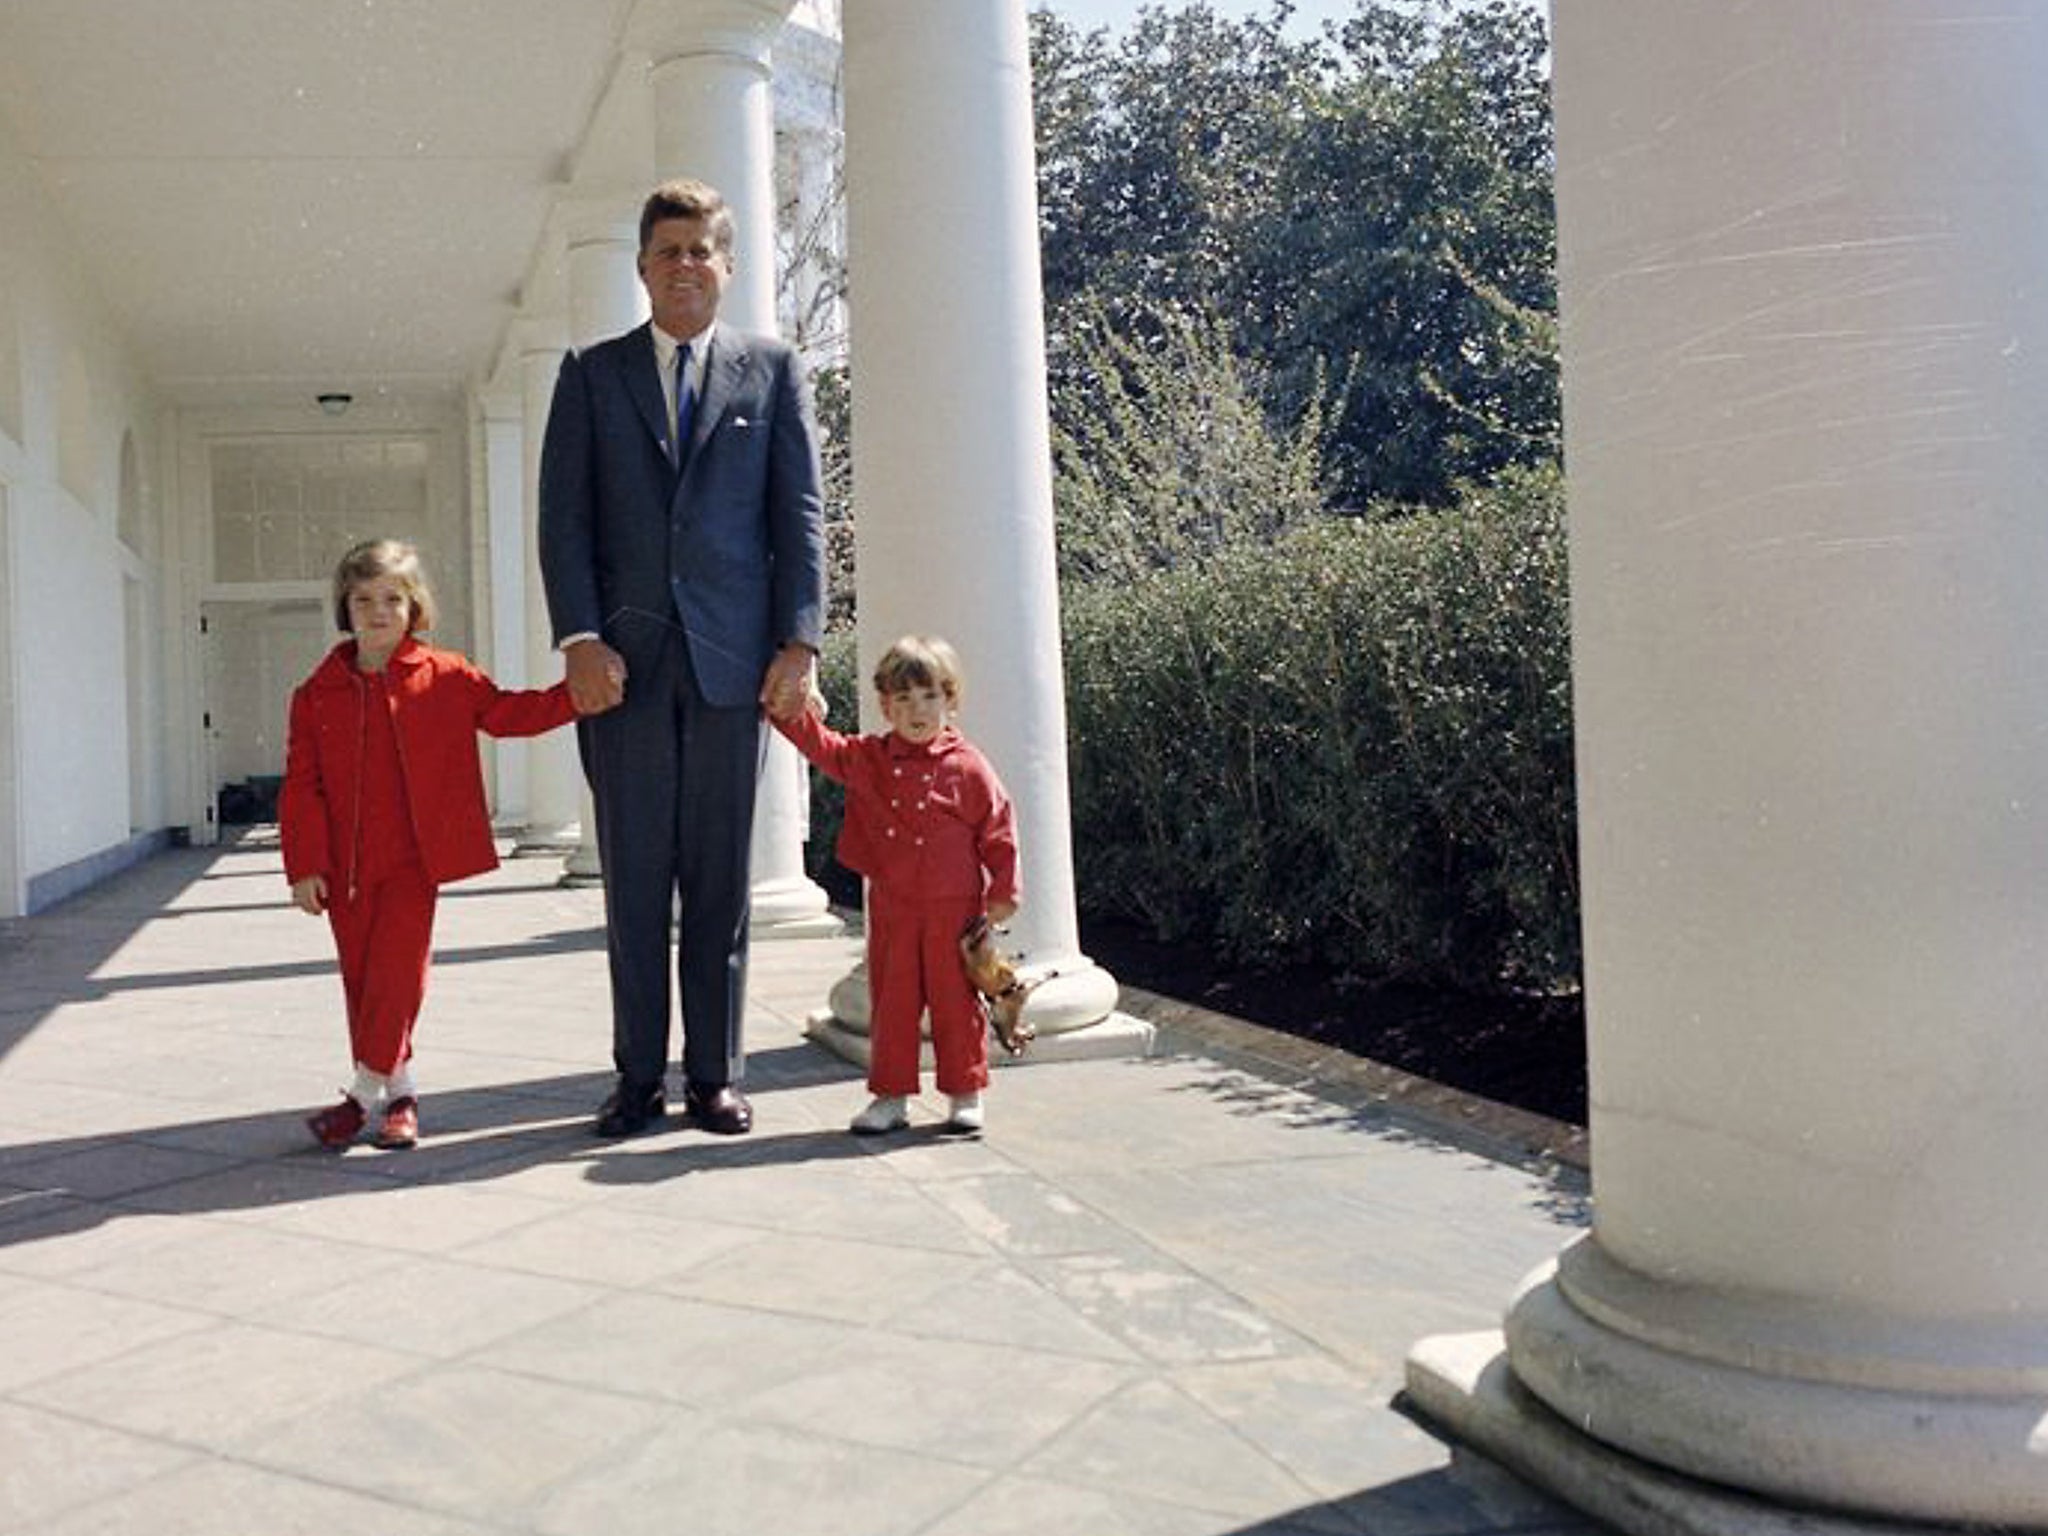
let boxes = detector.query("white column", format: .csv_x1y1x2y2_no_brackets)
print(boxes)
557,202,649,886
647,7,785,328
480,391,528,831
829,0,1139,1062
513,311,581,853
648,2,839,937
1409,3,2048,1526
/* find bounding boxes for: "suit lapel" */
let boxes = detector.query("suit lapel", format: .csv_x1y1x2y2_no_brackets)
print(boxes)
690,330,747,463
621,323,669,458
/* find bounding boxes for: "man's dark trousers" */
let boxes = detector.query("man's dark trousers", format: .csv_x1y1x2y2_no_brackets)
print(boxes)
580,613,759,1093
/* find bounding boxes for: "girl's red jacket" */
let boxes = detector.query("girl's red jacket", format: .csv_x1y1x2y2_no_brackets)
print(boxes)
280,637,575,894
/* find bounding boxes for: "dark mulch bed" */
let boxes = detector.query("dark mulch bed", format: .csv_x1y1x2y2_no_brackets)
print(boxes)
1078,915,1587,1127
816,860,1587,1126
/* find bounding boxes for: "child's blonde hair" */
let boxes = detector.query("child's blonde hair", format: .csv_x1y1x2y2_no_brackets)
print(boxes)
872,634,964,705
331,538,436,635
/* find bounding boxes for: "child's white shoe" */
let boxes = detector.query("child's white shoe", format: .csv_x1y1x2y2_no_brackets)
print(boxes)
850,1095,909,1135
946,1092,985,1133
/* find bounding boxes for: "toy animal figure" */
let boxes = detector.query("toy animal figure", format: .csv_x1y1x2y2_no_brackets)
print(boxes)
959,913,1040,1056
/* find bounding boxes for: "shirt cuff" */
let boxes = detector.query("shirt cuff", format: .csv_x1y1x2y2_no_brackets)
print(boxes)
556,632,599,651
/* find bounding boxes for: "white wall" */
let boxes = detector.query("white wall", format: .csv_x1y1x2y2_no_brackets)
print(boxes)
0,108,166,911
17,490,127,874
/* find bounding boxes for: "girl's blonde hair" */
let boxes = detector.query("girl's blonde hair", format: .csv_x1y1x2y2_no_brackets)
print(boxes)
331,538,436,635
872,634,964,705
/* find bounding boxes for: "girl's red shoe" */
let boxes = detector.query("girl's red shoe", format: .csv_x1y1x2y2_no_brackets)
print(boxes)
376,1096,419,1149
306,1095,366,1148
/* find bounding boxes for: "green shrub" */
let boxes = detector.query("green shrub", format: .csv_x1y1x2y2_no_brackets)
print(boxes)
1051,297,1328,585
1063,461,1576,991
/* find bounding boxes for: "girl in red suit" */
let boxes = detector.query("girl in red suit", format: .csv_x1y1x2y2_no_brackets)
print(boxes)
281,540,580,1150
771,635,1018,1135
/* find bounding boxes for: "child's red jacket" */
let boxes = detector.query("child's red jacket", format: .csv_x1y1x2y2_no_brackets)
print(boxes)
774,711,1019,906
280,637,574,895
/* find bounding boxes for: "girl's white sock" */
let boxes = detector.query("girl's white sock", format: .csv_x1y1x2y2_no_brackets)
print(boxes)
349,1063,388,1107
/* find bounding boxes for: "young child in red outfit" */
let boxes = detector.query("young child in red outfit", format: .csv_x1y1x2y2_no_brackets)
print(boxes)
280,539,582,1150
770,635,1018,1135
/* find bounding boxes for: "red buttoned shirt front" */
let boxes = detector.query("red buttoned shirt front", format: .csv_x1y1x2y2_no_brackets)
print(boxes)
774,712,1018,906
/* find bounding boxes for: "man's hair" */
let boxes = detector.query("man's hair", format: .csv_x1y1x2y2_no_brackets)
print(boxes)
331,538,436,635
639,178,737,256
873,635,965,705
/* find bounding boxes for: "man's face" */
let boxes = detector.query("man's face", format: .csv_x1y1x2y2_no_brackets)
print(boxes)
639,214,732,339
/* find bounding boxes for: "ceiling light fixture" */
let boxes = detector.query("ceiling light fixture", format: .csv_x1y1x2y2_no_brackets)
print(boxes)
316,392,353,417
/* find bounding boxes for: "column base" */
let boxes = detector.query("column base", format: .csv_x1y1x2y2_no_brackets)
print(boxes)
510,822,580,856
807,956,1154,1066
556,838,602,888
1418,1243,2048,1530
1404,1331,1960,1536
749,875,846,940
804,1007,1156,1068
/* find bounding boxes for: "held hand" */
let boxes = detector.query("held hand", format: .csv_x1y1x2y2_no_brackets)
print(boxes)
565,639,627,715
764,681,826,725
758,643,817,721
986,898,1018,927
762,674,804,723
291,875,328,916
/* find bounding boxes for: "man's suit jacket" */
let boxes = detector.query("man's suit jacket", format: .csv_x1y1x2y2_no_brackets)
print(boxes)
537,320,825,708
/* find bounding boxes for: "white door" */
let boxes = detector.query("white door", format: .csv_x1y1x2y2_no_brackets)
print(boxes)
200,596,330,827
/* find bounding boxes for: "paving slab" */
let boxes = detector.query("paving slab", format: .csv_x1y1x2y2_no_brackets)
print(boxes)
0,838,1603,1535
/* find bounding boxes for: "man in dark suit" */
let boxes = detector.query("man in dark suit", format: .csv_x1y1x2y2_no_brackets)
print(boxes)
538,177,825,1137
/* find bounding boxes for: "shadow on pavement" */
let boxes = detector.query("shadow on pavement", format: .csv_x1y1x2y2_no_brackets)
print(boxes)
0,1041,873,1249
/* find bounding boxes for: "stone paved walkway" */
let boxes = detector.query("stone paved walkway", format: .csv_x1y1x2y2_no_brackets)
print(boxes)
0,838,1602,1535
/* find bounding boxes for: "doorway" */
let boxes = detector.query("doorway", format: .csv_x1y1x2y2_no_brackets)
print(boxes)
201,597,329,826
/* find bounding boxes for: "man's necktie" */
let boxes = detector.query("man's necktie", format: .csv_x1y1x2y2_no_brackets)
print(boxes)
674,342,696,467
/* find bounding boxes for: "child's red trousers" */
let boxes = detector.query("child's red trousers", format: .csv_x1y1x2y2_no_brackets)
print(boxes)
325,860,436,1076
866,888,989,1099
324,666,432,1078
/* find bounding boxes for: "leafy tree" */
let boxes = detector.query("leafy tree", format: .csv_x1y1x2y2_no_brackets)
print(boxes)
1261,0,1557,504
1029,0,1556,510
1032,4,1315,339
809,360,857,632
774,120,853,629
1051,294,1327,585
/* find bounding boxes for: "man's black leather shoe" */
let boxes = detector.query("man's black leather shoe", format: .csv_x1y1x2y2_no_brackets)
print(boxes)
593,1081,666,1138
683,1083,752,1136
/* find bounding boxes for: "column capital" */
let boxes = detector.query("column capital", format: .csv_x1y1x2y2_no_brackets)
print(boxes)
510,311,567,363
475,384,522,425
648,47,768,94
556,189,645,252
486,311,567,399
629,0,794,69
